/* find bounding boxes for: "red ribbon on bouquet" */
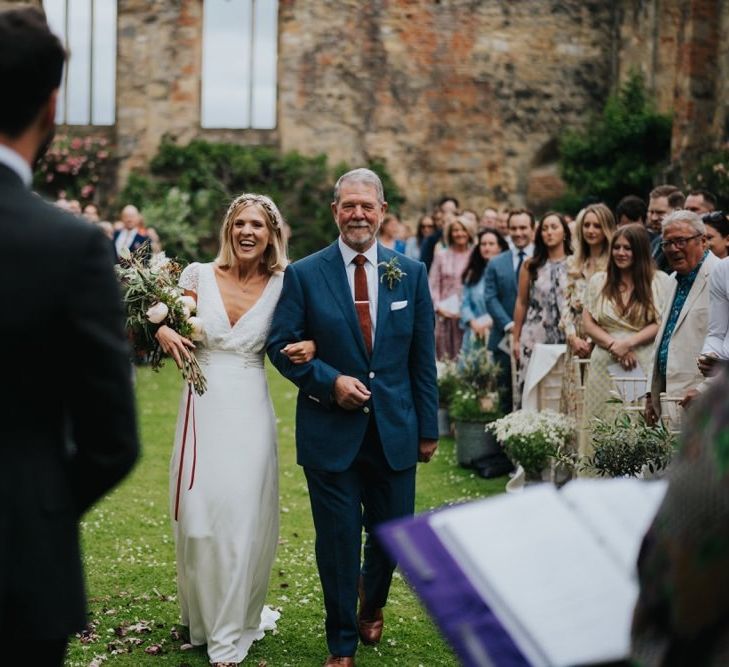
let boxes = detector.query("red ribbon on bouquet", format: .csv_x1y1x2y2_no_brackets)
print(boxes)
174,384,198,521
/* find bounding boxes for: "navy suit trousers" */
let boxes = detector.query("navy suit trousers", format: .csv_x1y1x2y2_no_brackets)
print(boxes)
304,418,416,656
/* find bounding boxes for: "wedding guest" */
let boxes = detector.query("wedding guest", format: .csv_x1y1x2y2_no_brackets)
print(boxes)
684,189,717,215
562,204,616,359
404,214,436,260
645,210,718,426
615,194,647,228
96,220,114,240
703,211,729,259
483,209,536,413
0,8,139,665
113,204,149,262
580,224,671,458
479,206,500,230
378,212,406,253
67,198,81,215
459,228,509,358
700,255,729,371
461,209,479,229
421,197,458,272
512,212,571,407
648,186,684,273
82,203,100,222
632,369,729,666
429,215,476,360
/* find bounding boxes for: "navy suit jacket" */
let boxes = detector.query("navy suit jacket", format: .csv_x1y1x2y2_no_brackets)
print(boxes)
113,229,149,262
483,249,518,352
267,242,438,472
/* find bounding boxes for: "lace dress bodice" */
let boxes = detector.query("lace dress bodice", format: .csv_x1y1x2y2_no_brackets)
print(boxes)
179,262,283,366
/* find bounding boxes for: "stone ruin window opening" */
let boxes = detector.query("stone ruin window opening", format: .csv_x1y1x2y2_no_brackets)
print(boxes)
43,0,117,126
201,0,278,130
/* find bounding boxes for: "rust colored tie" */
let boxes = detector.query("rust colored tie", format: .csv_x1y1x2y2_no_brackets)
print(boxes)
353,254,372,355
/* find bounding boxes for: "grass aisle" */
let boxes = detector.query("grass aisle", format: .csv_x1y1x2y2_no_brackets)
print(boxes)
66,363,506,666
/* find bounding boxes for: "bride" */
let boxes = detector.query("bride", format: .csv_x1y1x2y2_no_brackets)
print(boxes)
156,194,313,666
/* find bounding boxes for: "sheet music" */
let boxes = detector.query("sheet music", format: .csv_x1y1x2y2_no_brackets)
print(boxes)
430,480,666,666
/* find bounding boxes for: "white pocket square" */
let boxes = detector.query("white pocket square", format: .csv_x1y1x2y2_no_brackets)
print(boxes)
390,300,408,311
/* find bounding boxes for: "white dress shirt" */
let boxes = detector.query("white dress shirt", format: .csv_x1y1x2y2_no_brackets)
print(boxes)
702,255,729,360
115,228,137,255
0,144,32,188
338,237,379,342
511,242,535,272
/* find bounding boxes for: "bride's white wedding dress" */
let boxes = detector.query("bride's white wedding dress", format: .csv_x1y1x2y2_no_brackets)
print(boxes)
171,262,282,663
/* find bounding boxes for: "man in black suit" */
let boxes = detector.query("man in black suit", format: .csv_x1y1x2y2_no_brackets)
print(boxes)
0,7,139,665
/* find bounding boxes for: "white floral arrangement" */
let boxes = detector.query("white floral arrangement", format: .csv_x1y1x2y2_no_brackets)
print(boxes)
488,409,576,478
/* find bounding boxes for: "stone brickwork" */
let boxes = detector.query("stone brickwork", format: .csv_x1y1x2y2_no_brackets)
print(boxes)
7,0,729,216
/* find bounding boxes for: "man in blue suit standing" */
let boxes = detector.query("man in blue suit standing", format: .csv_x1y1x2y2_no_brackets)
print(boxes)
268,168,438,666
483,209,535,413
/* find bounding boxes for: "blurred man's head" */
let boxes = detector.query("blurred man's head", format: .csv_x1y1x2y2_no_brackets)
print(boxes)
121,205,141,231
615,195,647,227
684,190,717,215
648,185,682,234
0,7,65,166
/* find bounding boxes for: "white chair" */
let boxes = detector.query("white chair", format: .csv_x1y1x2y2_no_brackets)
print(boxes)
536,355,566,412
610,375,648,415
659,393,684,435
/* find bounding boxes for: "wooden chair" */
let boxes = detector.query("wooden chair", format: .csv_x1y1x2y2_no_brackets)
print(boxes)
536,354,566,412
610,375,648,416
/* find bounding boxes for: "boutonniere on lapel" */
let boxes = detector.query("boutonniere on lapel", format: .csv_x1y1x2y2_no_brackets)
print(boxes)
378,257,407,289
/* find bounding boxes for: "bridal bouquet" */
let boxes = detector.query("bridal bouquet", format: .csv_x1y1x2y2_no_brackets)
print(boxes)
115,249,207,395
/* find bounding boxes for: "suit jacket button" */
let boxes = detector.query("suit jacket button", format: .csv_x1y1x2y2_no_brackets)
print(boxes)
363,406,370,414
368,371,375,379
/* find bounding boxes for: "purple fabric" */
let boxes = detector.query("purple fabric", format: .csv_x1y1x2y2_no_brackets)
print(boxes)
378,513,529,667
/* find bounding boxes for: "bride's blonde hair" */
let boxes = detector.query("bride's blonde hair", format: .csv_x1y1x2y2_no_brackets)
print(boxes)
216,193,288,273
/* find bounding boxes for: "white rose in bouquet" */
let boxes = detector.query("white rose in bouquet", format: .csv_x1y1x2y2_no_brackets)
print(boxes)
188,316,205,342
146,302,169,324
180,295,197,317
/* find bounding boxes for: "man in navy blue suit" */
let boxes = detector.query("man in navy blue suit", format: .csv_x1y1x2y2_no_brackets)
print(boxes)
112,204,149,262
268,168,438,666
483,209,535,413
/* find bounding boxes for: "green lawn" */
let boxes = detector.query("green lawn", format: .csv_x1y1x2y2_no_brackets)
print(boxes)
65,363,506,666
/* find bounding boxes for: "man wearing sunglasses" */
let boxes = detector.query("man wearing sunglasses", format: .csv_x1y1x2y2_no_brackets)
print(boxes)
645,210,719,427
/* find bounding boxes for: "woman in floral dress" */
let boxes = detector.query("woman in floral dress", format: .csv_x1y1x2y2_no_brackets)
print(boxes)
512,212,572,407
429,216,476,360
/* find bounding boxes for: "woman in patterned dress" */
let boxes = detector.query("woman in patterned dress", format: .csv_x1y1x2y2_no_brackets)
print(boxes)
512,212,572,408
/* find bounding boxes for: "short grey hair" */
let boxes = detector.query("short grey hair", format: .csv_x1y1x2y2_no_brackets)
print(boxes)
333,168,385,204
661,209,705,235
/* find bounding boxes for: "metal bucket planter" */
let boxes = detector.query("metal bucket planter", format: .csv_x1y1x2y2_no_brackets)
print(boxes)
454,421,501,468
437,407,452,437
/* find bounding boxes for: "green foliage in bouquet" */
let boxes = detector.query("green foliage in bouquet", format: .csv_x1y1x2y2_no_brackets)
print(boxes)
120,137,404,262
684,146,729,210
489,410,576,479
457,346,502,395
558,71,672,211
583,412,677,478
115,249,207,394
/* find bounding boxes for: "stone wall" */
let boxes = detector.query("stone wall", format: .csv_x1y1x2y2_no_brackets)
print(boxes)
8,0,729,217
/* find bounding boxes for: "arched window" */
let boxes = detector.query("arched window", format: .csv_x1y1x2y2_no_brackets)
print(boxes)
201,0,278,129
43,0,117,126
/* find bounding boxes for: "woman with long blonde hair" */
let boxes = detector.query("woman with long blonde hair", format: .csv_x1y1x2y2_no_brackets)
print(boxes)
156,194,314,666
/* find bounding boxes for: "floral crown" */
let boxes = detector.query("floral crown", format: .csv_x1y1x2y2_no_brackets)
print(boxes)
225,193,285,231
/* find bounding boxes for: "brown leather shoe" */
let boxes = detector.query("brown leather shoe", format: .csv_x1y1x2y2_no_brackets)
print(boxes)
357,577,384,645
323,656,355,666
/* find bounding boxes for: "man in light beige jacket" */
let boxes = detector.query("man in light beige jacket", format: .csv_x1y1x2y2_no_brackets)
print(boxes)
645,210,719,425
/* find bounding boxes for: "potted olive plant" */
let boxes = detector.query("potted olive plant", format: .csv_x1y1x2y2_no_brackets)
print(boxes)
436,360,459,437
449,348,503,467
583,412,677,478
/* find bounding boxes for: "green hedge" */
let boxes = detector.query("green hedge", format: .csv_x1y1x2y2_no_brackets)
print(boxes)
120,137,404,262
